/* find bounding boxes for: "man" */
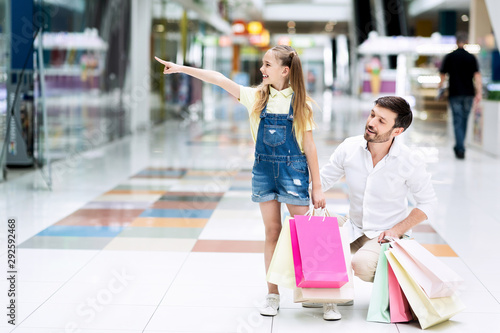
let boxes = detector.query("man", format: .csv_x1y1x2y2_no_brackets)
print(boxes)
439,31,482,159
320,96,437,284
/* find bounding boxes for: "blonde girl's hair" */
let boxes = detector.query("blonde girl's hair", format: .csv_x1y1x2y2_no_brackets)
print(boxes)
251,45,315,147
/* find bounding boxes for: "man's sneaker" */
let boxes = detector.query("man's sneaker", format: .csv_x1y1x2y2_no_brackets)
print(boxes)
338,300,354,306
302,302,322,308
259,294,280,316
323,303,342,321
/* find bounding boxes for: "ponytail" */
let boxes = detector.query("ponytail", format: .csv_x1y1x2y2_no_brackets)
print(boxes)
288,51,313,146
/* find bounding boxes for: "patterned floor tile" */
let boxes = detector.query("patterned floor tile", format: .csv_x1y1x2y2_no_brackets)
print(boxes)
20,236,113,250
229,179,252,188
130,217,208,228
169,184,231,193
117,226,204,239
158,194,222,202
132,168,187,178
104,189,167,195
411,232,447,245
421,244,458,257
140,208,214,219
110,184,174,192
233,171,253,181
229,185,252,191
55,209,143,226
215,198,257,210
104,237,197,251
121,178,180,186
160,191,225,197
93,194,164,202
80,201,152,210
37,225,124,237
192,240,265,253
185,170,238,177
151,201,219,210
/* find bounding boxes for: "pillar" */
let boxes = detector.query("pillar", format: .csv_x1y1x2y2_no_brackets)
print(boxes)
7,0,35,166
129,0,152,133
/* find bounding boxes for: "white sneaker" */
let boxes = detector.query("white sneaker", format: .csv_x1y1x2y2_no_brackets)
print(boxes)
259,294,280,316
323,303,342,321
302,302,323,308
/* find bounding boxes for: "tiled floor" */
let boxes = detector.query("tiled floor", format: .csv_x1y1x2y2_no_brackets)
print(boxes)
1,94,499,332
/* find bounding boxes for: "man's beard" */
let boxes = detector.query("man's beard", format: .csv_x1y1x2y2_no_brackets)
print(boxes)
364,125,393,143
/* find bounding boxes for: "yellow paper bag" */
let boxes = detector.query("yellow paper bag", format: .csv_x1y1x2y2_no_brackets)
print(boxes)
266,216,296,289
385,250,465,329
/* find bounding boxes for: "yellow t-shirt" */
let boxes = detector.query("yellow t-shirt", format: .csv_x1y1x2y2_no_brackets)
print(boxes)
239,85,314,152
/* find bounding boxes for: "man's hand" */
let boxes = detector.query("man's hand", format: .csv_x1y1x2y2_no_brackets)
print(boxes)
155,56,182,74
311,188,326,209
436,87,446,101
378,208,428,243
378,228,403,243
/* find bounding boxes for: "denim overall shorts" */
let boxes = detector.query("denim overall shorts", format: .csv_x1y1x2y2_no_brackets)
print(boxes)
251,100,310,206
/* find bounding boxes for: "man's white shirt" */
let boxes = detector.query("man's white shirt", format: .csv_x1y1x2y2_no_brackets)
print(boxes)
320,135,437,243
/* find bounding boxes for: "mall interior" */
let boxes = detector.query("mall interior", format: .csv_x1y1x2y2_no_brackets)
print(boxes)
1,0,500,332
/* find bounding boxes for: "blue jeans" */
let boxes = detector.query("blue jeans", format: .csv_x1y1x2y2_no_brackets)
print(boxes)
449,96,474,153
252,157,310,205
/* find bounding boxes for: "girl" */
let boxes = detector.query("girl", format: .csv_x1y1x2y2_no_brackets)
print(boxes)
156,45,335,319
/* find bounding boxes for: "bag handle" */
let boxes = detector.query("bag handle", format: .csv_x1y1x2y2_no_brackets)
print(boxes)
305,206,330,221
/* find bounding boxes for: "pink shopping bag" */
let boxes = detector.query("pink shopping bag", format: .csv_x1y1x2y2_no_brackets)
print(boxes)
289,215,348,288
388,259,413,323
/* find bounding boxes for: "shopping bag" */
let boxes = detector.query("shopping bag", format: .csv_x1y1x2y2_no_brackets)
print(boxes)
391,239,463,298
266,216,296,289
293,225,354,303
366,243,390,323
290,214,348,288
388,259,413,322
385,250,465,329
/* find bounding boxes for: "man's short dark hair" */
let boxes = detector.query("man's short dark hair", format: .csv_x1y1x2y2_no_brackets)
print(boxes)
374,96,413,131
456,31,468,44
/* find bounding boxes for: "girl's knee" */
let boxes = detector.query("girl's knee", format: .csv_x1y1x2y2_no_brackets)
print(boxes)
265,225,282,240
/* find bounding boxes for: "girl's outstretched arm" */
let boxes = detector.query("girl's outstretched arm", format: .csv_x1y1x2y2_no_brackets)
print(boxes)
303,131,326,209
155,56,240,99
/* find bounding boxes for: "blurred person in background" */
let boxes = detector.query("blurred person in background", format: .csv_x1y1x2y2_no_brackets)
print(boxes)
438,31,482,159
